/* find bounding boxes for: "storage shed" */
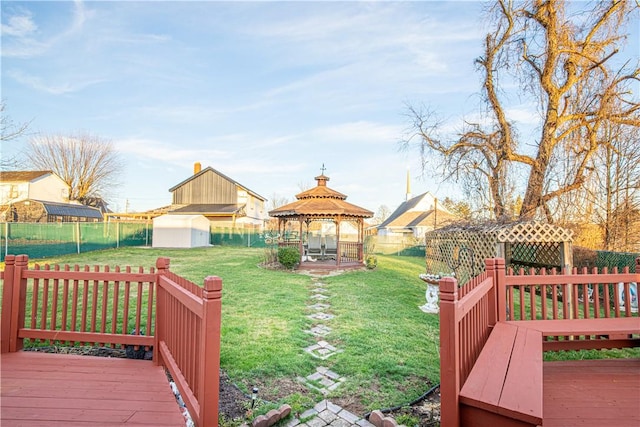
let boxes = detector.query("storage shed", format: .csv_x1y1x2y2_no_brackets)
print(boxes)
152,214,210,248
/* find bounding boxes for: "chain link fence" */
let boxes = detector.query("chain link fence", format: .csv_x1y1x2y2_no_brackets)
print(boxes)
1,222,152,261
1,223,426,262
596,250,639,273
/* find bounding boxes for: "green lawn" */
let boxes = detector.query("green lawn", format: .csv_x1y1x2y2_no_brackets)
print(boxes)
3,247,439,418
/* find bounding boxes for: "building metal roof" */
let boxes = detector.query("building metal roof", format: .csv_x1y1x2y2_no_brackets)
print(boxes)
170,204,242,215
38,200,103,219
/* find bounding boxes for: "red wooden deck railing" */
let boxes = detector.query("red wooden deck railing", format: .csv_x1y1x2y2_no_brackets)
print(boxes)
0,254,222,427
155,257,221,427
439,258,501,427
439,257,640,427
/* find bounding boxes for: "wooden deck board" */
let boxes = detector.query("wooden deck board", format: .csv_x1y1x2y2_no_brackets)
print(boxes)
543,358,640,427
1,351,186,426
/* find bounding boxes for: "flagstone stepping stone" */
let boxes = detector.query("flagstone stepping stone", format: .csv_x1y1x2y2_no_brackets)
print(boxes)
310,293,330,300
304,340,343,360
307,303,331,310
308,312,335,321
304,324,332,337
297,367,346,395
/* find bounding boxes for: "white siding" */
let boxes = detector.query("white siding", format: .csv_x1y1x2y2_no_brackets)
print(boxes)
152,214,210,248
29,174,70,203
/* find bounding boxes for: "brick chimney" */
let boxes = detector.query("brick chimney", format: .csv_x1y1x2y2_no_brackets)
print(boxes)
194,162,202,174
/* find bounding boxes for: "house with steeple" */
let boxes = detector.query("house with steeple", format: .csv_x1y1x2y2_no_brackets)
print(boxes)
376,170,456,239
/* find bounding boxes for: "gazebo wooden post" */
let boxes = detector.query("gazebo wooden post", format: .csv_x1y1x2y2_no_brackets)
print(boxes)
358,218,364,263
277,218,283,240
298,216,305,261
335,217,341,267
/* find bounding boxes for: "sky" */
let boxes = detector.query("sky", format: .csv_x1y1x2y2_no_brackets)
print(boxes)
1,1,638,214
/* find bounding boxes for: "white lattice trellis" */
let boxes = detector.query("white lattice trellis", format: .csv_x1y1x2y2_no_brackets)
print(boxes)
425,221,574,284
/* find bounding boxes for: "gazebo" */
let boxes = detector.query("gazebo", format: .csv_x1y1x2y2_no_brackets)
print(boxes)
268,172,373,269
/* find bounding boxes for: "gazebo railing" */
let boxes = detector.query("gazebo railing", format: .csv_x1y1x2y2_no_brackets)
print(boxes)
339,242,362,264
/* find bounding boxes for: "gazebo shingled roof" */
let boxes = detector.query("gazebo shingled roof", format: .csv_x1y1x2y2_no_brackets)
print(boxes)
269,174,373,219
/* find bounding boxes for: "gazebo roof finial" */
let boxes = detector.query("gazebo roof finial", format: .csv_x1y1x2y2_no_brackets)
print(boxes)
316,164,329,186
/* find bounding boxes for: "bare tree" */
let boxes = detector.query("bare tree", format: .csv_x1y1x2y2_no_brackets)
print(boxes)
268,193,290,211
1,101,31,169
590,125,640,251
404,0,639,221
441,197,474,222
372,204,391,225
26,132,124,205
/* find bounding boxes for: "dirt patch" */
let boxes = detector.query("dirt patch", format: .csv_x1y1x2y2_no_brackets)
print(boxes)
218,372,251,422
384,386,441,427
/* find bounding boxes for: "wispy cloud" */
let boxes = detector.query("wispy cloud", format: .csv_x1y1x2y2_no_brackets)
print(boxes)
311,121,402,146
114,137,231,166
6,69,107,95
1,0,91,58
1,11,36,37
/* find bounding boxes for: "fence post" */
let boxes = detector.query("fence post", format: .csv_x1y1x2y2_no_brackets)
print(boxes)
153,257,170,366
439,276,460,427
485,258,497,327
76,222,81,254
493,257,507,321
3,222,8,261
199,276,222,427
9,254,28,352
1,255,16,353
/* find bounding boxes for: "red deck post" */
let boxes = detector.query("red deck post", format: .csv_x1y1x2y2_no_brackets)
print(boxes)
153,257,170,366
485,258,498,327
199,276,222,427
493,257,507,321
439,276,460,427
9,254,28,352
1,255,16,353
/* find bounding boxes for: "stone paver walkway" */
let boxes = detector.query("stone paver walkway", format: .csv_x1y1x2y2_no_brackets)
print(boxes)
286,400,374,427
290,273,370,427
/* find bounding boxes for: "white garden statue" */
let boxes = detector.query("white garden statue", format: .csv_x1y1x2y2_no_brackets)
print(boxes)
418,272,454,314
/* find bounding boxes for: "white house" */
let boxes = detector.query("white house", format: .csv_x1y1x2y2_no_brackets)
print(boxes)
377,191,456,239
0,171,69,205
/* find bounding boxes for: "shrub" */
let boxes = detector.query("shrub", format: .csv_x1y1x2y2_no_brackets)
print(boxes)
365,254,378,269
278,246,300,270
262,246,279,266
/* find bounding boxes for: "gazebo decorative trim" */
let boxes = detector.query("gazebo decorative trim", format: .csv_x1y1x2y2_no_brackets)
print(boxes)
425,220,574,284
268,173,374,268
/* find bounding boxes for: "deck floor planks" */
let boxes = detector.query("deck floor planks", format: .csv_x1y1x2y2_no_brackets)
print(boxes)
543,358,640,427
1,351,185,426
